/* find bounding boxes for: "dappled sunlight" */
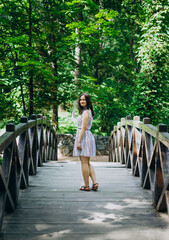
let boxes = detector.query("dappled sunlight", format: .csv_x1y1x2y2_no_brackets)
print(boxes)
33,229,71,240
139,228,169,238
80,228,169,240
103,202,126,210
81,210,129,225
67,161,78,164
81,230,139,240
91,162,121,167
35,224,56,231
3,160,169,240
123,198,151,208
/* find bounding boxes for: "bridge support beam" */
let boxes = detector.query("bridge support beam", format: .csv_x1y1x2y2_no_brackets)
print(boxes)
109,115,169,214
0,114,58,232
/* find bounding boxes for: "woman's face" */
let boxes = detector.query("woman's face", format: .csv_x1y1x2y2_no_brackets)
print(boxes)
80,95,87,108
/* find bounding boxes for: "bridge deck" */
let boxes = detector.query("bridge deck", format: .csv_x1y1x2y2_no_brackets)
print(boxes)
1,157,169,240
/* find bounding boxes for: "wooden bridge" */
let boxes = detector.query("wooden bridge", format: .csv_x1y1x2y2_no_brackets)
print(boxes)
0,115,169,240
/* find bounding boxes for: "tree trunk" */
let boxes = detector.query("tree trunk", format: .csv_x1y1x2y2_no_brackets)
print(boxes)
50,32,59,130
20,81,26,116
29,71,33,115
72,24,82,118
52,104,58,131
74,32,81,85
14,64,26,116
28,0,33,115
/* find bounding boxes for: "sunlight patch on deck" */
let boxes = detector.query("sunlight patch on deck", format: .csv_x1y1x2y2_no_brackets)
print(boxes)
33,229,71,239
81,211,128,224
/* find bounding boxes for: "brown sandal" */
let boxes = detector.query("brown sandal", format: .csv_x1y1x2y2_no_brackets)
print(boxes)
91,183,99,191
79,186,90,191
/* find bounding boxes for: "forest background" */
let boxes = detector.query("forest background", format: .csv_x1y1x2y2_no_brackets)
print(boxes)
0,0,169,136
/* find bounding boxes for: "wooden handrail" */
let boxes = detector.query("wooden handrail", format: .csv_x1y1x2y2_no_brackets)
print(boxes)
0,114,57,231
109,116,169,214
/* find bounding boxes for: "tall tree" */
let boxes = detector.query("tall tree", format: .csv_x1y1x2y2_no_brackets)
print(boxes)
0,0,39,117
0,0,74,128
34,0,74,130
66,0,140,132
72,7,83,118
131,0,169,124
1,0,168,132
28,0,33,115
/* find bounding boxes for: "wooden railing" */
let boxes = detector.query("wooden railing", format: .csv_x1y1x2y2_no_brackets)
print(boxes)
109,116,169,214
0,114,57,231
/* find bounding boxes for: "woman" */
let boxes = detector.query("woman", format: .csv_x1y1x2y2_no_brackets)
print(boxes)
73,93,98,191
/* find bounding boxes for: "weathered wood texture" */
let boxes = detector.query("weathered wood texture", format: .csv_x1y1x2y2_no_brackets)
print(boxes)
109,116,169,214
1,160,169,240
0,114,57,232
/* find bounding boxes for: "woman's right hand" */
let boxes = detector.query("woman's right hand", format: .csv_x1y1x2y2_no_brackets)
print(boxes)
77,142,82,151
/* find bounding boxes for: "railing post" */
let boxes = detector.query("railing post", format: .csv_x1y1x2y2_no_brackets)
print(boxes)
29,114,37,175
120,118,126,164
4,123,18,212
126,115,131,120
49,122,54,160
54,134,58,161
131,116,140,175
37,114,43,167
117,122,121,162
157,124,167,133
141,118,151,188
109,130,114,162
42,116,47,162
52,130,57,161
19,117,29,189
0,124,15,231
125,115,132,168
133,116,140,121
121,118,125,124
153,124,167,211
6,123,15,132
143,117,151,124
110,126,116,162
37,114,42,118
113,126,117,162
47,120,51,160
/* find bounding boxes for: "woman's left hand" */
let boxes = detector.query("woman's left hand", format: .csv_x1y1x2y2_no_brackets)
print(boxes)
77,142,82,151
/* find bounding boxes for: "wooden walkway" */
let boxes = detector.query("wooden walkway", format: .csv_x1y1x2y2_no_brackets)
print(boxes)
1,157,169,240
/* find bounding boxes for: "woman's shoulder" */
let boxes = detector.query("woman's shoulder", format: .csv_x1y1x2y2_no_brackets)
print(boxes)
82,109,92,117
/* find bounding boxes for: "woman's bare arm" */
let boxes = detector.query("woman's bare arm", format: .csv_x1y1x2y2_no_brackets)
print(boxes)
77,111,89,150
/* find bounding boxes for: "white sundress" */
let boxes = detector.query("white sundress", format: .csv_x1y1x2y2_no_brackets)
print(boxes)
73,109,96,157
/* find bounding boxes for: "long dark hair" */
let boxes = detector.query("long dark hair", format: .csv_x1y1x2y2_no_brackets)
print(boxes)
78,93,95,117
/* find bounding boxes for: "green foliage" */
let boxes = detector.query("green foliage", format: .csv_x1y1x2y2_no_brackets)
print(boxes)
57,111,77,134
131,0,169,125
0,0,168,135
0,0,75,126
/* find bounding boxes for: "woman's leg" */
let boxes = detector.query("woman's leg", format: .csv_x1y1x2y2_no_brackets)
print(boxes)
88,162,97,185
80,156,90,186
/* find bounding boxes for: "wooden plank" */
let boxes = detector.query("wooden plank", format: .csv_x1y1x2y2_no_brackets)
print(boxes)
15,123,27,137
0,132,14,153
1,160,169,240
159,132,169,148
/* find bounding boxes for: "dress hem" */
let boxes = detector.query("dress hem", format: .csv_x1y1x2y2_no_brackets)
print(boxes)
73,155,96,157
